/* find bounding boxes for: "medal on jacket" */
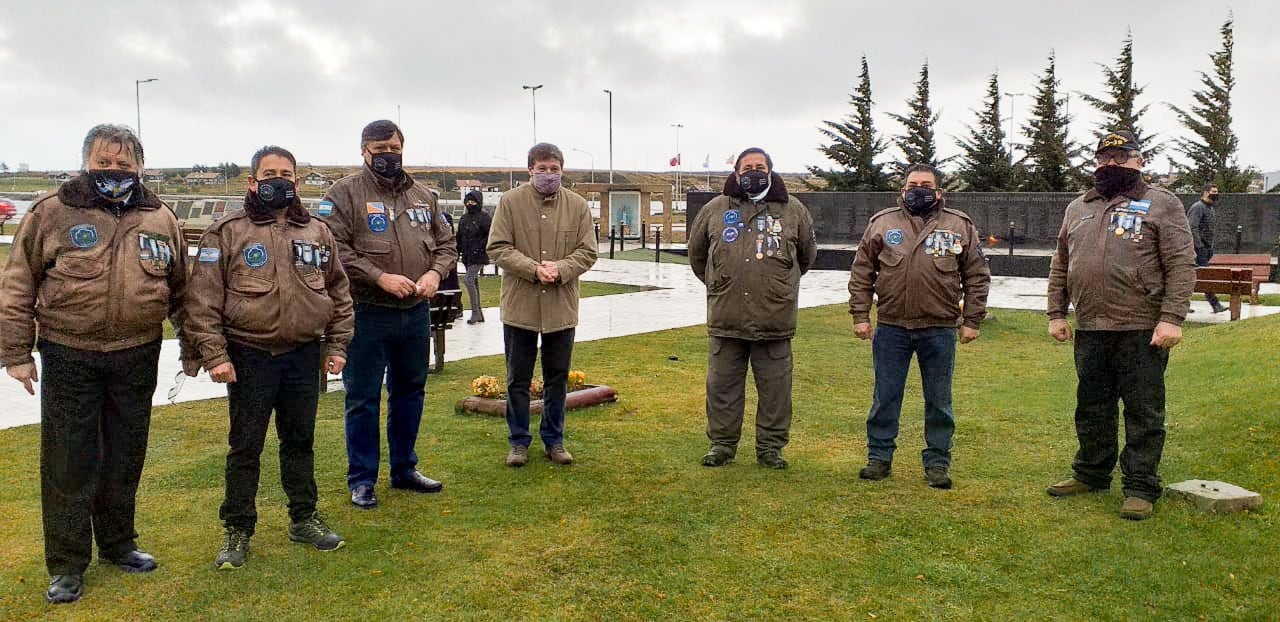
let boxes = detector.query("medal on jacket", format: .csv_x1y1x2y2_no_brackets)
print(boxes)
755,239,764,260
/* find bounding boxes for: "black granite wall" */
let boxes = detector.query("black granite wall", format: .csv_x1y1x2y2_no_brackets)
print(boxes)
688,191,1280,254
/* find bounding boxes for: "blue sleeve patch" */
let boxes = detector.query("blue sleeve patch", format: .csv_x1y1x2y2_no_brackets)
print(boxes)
198,247,221,262
317,200,334,217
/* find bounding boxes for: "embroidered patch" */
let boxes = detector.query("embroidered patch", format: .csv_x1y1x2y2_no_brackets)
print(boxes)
723,209,740,225
243,243,268,268
722,227,739,243
69,224,99,248
198,247,221,263
367,213,388,233
316,200,334,217
885,229,904,246
366,202,385,214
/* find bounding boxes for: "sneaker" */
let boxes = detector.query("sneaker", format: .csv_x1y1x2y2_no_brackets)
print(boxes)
545,444,574,465
1210,303,1227,314
1046,478,1102,497
757,450,788,470
700,446,735,467
46,574,83,604
214,527,251,570
1120,497,1154,521
859,460,892,481
924,466,953,489
506,445,529,467
288,514,346,551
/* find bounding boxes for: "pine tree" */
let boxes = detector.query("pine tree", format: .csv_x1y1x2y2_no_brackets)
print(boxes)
1077,30,1160,158
1020,52,1084,192
887,60,941,171
1168,16,1254,192
955,71,1016,191
807,55,892,191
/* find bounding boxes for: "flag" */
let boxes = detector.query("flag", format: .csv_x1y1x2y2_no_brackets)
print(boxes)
725,154,735,165
669,154,681,167
702,154,710,169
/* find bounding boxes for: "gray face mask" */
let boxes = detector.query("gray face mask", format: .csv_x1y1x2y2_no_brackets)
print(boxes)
532,173,561,194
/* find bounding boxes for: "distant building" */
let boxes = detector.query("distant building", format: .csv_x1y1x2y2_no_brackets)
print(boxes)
185,171,225,185
303,171,330,186
143,170,166,183
47,171,73,182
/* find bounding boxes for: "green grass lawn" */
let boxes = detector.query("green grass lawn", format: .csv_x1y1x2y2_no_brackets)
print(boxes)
0,244,9,266
463,275,657,310
602,247,690,265
1192,292,1280,306
0,307,1277,619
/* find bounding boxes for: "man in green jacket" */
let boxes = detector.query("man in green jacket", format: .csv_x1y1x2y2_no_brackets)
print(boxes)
487,143,597,467
688,148,817,469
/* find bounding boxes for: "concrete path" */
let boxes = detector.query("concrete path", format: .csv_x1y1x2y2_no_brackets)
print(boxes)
1,259,1277,430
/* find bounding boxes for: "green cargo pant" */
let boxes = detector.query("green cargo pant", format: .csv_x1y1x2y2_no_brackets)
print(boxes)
705,336,793,457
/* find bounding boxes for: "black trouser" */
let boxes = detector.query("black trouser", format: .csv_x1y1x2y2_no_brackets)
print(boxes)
39,339,160,576
221,341,321,534
503,326,575,448
1071,330,1169,502
1195,247,1220,308
705,336,794,457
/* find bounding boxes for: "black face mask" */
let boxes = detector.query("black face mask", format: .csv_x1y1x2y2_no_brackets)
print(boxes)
1093,166,1142,198
1206,193,1219,204
368,152,403,178
902,187,938,216
255,177,296,210
92,169,139,201
739,170,770,196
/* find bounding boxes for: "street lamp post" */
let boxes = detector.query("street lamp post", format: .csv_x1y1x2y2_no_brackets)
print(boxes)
522,84,543,144
571,148,595,183
602,89,613,183
135,78,158,139
670,123,683,206
1004,91,1025,163
492,155,514,190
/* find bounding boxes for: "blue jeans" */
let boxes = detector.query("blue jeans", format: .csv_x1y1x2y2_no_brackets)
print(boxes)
503,325,575,448
865,324,957,468
342,302,430,489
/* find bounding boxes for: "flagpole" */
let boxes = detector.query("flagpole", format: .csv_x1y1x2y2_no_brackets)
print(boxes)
670,123,682,209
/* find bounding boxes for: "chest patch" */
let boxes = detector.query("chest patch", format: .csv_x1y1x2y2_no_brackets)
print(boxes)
885,229,904,246
722,227,739,243
70,224,99,248
367,213,388,233
243,243,269,268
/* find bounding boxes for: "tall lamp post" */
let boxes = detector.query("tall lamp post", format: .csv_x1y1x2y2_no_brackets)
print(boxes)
135,78,158,139
571,148,595,183
522,84,543,144
670,123,683,206
602,89,613,183
492,155,514,190
1004,91,1025,163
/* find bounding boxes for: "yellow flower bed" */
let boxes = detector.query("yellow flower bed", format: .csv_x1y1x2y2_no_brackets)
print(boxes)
470,371,588,398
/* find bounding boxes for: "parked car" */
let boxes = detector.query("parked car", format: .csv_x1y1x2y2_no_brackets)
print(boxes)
0,198,16,235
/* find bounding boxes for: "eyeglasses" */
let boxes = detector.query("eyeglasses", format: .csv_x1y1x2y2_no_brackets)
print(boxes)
1095,150,1140,166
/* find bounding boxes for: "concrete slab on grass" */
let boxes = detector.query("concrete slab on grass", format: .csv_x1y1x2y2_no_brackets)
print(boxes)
1166,479,1263,513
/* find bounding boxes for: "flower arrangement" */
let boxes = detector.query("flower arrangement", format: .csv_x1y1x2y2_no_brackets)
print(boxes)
471,375,502,399
469,371,588,399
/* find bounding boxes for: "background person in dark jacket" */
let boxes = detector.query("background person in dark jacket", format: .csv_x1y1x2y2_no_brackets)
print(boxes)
1186,182,1224,314
688,147,817,470
457,189,492,324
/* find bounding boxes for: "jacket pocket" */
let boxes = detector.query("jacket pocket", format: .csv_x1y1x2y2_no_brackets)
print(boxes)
225,271,274,328
933,255,959,273
766,339,791,360
355,237,392,255
301,270,326,291
557,228,577,259
132,256,173,328
39,255,109,335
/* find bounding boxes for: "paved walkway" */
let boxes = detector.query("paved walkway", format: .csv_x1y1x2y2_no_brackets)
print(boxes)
1,259,1277,430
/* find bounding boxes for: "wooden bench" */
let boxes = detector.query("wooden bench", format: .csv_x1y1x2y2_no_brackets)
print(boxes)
1208,254,1271,305
428,289,465,374
1194,267,1254,321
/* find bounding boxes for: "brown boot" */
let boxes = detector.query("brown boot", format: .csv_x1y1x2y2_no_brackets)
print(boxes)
1120,497,1154,521
1046,478,1101,497
545,444,574,465
506,445,529,467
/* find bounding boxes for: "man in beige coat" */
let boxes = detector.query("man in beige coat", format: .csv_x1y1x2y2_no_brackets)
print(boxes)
486,143,597,467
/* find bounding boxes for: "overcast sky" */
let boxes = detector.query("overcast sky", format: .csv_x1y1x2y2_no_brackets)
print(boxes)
2,0,1276,176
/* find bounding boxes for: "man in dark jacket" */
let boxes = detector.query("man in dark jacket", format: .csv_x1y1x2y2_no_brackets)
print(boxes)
1186,182,1224,314
688,147,817,469
457,189,492,324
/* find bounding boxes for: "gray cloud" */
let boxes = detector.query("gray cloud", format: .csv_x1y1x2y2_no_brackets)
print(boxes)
1,0,1276,175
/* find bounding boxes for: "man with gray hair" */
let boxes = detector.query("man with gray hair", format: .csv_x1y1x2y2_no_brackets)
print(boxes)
0,124,189,603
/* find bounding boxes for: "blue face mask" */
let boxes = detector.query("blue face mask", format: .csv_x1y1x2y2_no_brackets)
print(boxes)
92,170,138,200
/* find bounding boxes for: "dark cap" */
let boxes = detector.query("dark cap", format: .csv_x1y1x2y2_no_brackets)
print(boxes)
1096,130,1140,154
